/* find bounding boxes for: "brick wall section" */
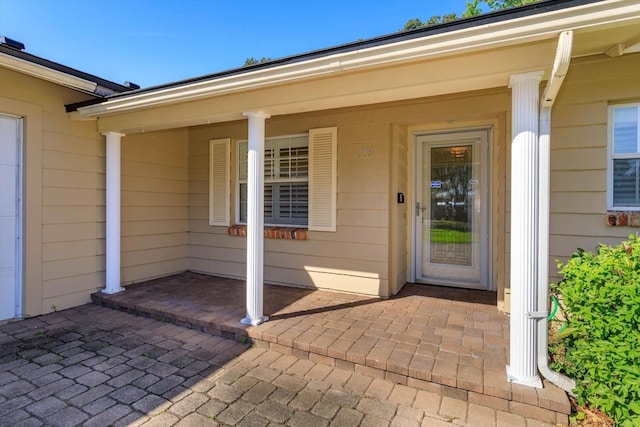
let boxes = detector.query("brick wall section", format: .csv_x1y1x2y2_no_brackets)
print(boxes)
227,225,308,240
606,211,640,227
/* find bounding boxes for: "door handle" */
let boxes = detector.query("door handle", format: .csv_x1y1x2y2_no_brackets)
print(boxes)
416,202,427,216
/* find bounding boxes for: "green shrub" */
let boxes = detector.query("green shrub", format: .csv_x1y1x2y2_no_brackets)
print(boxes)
550,235,640,426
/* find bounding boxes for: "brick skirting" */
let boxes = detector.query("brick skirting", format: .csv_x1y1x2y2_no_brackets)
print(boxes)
606,210,640,227
228,225,308,240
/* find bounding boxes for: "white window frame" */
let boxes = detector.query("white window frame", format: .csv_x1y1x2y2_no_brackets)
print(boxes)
607,103,640,210
236,133,309,227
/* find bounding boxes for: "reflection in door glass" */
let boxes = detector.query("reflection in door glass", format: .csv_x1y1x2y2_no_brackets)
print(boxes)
430,145,473,266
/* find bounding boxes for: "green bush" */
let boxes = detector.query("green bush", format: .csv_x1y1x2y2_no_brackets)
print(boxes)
550,235,640,426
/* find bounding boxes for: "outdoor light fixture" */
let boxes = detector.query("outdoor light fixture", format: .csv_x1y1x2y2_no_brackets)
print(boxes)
449,146,467,158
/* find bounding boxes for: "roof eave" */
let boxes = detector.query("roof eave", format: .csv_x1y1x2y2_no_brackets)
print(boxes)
0,51,99,95
76,0,636,118
0,43,133,96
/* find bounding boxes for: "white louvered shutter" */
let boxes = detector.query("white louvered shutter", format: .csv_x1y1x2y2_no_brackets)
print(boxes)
309,127,337,231
209,138,231,226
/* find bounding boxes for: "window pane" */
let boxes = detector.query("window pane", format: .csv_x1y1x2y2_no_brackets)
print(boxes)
272,183,308,226
264,184,274,223
238,135,309,226
238,142,248,180
265,147,275,180
613,159,640,206
239,183,248,222
613,107,639,154
240,183,308,225
286,145,309,179
289,136,309,179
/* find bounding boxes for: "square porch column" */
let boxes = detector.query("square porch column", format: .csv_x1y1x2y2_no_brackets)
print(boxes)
507,71,544,388
241,111,270,326
102,132,125,294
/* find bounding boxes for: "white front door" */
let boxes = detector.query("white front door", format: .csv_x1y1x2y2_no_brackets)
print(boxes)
0,114,22,321
415,130,489,289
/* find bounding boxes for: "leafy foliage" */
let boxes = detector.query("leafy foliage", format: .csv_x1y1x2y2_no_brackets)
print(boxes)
402,14,458,30
550,235,640,426
401,0,540,30
466,0,541,14
243,57,273,66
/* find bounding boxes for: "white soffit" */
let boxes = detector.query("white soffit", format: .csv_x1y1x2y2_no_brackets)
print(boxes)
605,33,640,56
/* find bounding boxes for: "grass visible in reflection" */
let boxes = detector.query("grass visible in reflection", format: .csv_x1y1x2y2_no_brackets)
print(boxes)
430,229,471,244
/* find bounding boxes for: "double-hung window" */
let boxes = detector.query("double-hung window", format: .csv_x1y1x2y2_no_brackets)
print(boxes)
238,134,309,226
209,127,336,231
609,103,640,209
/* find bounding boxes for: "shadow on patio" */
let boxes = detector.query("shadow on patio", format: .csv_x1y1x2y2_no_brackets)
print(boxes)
92,271,570,423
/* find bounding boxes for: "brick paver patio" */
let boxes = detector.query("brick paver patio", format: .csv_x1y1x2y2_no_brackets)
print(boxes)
0,303,561,426
91,272,571,425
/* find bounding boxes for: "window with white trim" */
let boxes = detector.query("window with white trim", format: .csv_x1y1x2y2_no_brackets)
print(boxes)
609,103,640,209
208,127,337,232
238,134,309,226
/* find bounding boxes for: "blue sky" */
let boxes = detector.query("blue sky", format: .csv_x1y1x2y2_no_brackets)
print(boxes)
0,0,470,88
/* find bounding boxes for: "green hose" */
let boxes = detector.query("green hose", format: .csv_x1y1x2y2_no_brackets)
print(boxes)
548,295,558,321
548,295,568,336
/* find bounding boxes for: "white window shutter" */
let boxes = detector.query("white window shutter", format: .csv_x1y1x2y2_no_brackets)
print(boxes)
309,127,337,231
209,138,231,226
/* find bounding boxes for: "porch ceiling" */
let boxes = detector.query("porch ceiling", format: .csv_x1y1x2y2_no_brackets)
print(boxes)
77,1,640,135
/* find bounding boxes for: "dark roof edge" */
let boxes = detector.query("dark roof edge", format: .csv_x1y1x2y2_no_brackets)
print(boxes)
67,0,603,112
0,44,132,94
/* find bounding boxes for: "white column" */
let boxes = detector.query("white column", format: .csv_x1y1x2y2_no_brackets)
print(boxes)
507,71,544,388
102,132,125,294
241,111,270,326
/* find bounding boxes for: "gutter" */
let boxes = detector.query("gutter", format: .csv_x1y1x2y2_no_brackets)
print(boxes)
0,41,133,96
0,51,99,94
536,30,577,395
76,0,636,117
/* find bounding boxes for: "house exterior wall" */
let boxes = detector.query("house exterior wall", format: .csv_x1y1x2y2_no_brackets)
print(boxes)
503,52,640,310
7,48,636,317
0,67,104,316
188,89,510,300
189,116,393,296
0,67,190,317
546,52,640,281
390,124,409,295
121,130,189,285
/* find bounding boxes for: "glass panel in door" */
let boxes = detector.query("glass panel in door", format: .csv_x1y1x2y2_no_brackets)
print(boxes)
417,133,486,287
428,145,473,266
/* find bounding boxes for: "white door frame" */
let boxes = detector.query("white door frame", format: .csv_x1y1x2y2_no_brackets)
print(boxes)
410,128,492,290
0,113,23,321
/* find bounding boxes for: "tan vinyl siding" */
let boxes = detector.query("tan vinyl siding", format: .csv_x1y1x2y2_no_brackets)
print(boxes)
121,130,189,284
547,53,640,284
1,67,105,315
40,114,105,313
2,67,190,315
189,89,510,297
189,115,391,296
390,124,409,296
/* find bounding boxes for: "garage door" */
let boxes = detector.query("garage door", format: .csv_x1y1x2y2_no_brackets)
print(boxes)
0,114,22,321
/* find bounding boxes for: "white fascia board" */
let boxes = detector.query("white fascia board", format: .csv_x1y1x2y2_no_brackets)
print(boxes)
78,0,639,117
0,52,98,93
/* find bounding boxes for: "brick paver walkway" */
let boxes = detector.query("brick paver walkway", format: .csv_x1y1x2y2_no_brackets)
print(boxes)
0,304,558,426
92,272,570,425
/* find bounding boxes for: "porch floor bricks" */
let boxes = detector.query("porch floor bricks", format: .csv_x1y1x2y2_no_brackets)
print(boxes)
92,271,571,425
